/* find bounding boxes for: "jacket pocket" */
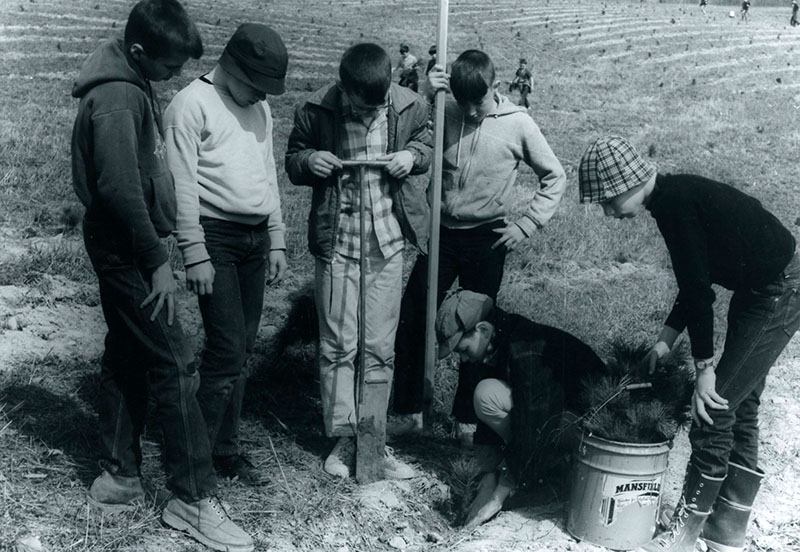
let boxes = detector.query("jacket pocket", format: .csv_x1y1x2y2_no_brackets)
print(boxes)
145,171,177,236
448,177,509,222
393,175,430,254
782,286,800,337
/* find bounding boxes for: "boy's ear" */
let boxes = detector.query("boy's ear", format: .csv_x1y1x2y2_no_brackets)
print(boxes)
492,80,501,90
129,43,145,60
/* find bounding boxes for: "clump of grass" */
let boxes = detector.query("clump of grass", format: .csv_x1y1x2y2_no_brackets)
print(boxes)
0,239,93,286
577,340,694,444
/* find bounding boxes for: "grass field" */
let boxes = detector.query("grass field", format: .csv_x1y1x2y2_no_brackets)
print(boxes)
1,0,800,550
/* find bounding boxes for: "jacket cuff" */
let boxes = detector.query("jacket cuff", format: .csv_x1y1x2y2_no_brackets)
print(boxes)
515,216,539,237
139,242,170,272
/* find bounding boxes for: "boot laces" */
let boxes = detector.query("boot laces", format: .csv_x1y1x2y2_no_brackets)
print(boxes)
659,498,691,545
208,497,227,521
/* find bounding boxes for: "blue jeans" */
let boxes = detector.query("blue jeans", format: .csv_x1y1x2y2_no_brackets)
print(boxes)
83,220,217,502
393,221,508,420
690,254,800,477
196,217,269,457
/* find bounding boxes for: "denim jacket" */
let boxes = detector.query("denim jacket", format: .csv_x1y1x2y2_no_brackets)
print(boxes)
285,83,433,261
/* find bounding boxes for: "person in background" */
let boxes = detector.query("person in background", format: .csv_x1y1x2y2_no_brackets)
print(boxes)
70,1,253,549
286,42,433,480
578,135,800,552
508,58,533,108
426,44,437,76
164,24,289,487
396,43,420,92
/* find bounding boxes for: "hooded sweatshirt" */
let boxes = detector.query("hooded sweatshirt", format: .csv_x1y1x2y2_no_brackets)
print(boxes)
71,37,175,270
440,94,566,235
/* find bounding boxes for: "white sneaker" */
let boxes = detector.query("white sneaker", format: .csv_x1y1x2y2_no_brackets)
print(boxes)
324,437,355,478
383,446,416,480
386,412,424,438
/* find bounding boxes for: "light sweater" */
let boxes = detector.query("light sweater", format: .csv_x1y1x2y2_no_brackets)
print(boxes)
440,94,566,235
164,75,286,266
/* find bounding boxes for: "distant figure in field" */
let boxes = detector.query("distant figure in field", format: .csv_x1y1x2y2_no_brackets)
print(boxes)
508,58,533,108
699,0,707,15
425,45,437,76
792,0,798,26
396,43,419,92
741,0,750,21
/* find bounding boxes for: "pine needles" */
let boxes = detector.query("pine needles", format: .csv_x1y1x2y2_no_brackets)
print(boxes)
577,340,695,444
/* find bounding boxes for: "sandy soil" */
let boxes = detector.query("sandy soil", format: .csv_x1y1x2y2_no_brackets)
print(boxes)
2,232,798,551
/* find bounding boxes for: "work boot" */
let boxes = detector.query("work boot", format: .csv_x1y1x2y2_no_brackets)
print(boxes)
386,412,423,438
324,437,355,478
700,462,764,552
383,446,416,480
162,496,254,552
213,454,267,486
635,465,725,551
87,470,144,513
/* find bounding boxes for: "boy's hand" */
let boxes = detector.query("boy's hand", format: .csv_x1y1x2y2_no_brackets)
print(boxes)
308,151,342,178
492,223,526,251
379,151,415,179
267,249,288,285
141,261,177,325
693,371,729,425
427,66,450,91
186,260,215,296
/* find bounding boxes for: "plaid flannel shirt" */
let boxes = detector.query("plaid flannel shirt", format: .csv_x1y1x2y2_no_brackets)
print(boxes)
335,95,404,259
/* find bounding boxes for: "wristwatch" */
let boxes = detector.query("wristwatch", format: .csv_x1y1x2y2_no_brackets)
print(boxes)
694,358,715,372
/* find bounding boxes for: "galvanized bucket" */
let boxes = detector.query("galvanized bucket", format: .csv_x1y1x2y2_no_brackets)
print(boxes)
567,431,671,550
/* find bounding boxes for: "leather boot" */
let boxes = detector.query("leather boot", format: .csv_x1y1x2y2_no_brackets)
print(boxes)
700,462,764,552
635,465,725,552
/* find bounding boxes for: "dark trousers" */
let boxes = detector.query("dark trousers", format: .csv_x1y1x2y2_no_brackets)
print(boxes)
196,217,269,457
690,254,800,477
84,221,217,502
393,222,507,420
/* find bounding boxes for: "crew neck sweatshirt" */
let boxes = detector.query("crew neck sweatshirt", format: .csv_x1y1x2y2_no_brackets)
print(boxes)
647,173,795,358
164,75,286,266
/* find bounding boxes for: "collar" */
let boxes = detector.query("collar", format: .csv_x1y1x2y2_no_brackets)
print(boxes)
645,173,666,214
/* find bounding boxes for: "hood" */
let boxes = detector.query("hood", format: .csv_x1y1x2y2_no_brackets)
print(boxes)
490,93,528,117
72,38,147,98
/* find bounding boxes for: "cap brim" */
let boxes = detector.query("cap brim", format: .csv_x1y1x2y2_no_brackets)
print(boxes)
437,331,463,360
219,50,286,96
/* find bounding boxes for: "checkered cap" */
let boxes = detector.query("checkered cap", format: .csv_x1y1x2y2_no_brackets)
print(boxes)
578,136,656,204
435,290,494,360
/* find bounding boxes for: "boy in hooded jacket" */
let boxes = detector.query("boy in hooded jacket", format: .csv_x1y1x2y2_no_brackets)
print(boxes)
390,49,567,440
71,1,253,550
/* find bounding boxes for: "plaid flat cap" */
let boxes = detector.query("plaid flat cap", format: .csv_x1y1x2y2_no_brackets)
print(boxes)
578,136,656,204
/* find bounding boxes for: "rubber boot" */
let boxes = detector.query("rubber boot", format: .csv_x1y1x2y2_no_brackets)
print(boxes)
700,462,764,552
635,465,725,552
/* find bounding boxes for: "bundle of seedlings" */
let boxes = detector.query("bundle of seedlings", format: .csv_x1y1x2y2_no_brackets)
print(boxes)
576,340,695,444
